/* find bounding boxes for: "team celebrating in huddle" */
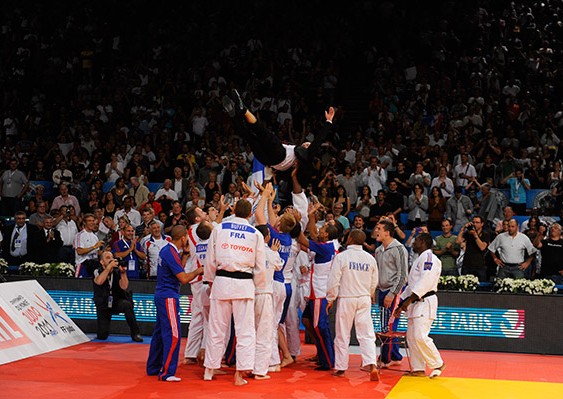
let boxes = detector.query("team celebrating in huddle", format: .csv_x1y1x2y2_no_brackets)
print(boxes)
144,95,444,385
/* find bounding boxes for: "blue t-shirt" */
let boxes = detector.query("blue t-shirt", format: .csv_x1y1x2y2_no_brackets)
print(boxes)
112,239,143,279
268,223,292,283
155,243,184,299
309,240,336,265
507,177,530,204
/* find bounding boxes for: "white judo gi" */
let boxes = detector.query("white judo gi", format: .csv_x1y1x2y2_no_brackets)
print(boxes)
204,217,265,372
400,249,443,372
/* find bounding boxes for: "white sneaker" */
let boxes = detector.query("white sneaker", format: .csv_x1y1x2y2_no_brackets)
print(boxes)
165,376,182,382
203,368,214,381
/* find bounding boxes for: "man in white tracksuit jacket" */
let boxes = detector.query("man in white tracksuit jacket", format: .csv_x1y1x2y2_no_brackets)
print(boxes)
394,232,445,378
326,229,380,381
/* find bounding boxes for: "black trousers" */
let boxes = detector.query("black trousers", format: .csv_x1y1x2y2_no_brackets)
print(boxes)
235,118,286,166
236,119,333,187
96,298,140,339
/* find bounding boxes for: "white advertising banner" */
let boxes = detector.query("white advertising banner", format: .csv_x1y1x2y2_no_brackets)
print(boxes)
0,280,90,365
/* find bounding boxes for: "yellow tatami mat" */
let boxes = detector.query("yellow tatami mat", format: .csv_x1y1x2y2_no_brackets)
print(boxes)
387,376,563,399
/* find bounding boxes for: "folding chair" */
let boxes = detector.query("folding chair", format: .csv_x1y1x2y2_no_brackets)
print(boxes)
375,330,411,373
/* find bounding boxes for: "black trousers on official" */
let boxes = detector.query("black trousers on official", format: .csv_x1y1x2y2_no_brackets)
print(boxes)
96,298,140,339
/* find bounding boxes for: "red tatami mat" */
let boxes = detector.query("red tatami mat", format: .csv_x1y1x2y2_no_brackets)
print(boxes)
1,338,562,399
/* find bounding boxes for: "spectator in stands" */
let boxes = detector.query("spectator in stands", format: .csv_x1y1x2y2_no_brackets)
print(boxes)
163,200,187,235
52,159,73,189
430,166,454,199
533,223,563,284
141,220,171,279
30,159,50,181
29,215,63,263
336,164,360,206
389,161,412,197
51,183,81,216
0,159,29,216
476,154,498,188
333,185,351,218
28,200,49,228
110,178,129,208
83,190,101,214
427,187,447,231
172,167,190,203
2,211,30,265
456,216,492,282
105,152,124,183
138,191,162,215
368,189,393,230
488,219,536,280
102,191,118,219
155,178,178,215
55,205,78,265
74,213,104,278
332,202,350,236
453,153,477,189
113,195,142,228
408,162,431,192
446,186,473,232
406,183,428,229
135,207,154,239
112,224,146,279
433,219,460,276
361,156,387,199
500,168,531,216
129,176,150,209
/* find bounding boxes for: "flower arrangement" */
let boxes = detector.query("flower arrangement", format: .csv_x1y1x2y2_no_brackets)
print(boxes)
438,275,480,291
0,257,8,275
495,278,556,295
19,262,75,278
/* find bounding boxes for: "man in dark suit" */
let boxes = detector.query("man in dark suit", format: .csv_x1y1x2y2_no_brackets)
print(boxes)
172,167,190,203
2,211,30,265
29,214,63,263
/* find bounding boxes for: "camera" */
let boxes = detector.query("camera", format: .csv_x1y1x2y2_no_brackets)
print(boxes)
466,223,475,232
115,257,128,268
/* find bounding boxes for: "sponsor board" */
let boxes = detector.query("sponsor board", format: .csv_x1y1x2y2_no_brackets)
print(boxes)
0,281,89,365
371,306,526,339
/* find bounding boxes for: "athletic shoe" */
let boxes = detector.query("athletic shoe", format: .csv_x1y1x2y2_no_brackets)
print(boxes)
228,89,247,115
429,363,446,378
165,376,181,382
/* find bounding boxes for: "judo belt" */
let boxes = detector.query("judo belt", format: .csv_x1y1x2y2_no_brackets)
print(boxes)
216,269,253,279
414,291,436,302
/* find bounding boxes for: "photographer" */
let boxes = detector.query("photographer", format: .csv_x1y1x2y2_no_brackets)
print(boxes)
456,216,492,281
93,251,143,342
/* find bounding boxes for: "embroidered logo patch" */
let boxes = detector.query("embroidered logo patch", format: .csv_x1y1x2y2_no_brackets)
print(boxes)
424,262,433,271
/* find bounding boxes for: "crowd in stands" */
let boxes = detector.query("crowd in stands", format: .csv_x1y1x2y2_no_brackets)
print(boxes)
0,0,562,284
